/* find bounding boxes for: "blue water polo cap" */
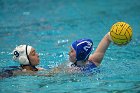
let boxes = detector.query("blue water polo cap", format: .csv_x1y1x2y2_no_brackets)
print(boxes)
71,39,93,61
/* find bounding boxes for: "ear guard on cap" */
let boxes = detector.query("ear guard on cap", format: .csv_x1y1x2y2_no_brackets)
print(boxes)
72,39,93,61
12,45,32,65
77,51,85,60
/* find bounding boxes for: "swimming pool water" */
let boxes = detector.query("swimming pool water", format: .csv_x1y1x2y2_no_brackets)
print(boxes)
0,0,140,93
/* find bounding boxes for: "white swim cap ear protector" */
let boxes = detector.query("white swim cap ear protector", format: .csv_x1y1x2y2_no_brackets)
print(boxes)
13,45,32,65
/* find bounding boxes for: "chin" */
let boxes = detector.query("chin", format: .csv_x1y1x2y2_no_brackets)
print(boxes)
35,63,39,66
69,59,74,63
69,58,72,62
37,61,40,65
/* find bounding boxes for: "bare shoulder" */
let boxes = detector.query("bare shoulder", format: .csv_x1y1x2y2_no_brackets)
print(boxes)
88,56,100,66
12,69,36,76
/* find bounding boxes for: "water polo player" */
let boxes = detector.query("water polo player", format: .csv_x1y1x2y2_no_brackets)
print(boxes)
68,32,111,72
0,45,43,78
48,32,112,74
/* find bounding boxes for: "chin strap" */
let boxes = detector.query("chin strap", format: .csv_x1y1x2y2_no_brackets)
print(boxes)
25,45,32,65
73,61,77,66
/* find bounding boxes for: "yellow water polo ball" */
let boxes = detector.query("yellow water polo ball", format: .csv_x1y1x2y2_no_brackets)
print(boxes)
110,22,133,45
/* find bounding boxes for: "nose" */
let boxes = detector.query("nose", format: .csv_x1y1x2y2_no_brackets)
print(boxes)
36,53,39,57
68,51,70,55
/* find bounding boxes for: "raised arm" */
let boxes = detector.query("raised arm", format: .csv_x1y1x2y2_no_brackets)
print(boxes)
88,32,112,66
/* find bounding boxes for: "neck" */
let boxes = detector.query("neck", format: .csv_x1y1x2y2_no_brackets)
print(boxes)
21,65,38,71
75,60,88,67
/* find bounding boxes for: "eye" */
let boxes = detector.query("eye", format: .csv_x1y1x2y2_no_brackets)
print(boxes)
32,52,36,56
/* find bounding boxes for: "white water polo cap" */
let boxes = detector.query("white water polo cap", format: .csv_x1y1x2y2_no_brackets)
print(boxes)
13,45,32,65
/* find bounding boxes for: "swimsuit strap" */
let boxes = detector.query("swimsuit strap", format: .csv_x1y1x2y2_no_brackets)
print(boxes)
86,61,97,68
0,66,22,78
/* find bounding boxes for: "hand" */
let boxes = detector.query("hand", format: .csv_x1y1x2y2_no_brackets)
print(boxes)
107,32,125,46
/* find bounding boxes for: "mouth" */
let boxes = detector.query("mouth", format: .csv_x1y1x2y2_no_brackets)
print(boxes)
37,58,40,63
69,56,72,60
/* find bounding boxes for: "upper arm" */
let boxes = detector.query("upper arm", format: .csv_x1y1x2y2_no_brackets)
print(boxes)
89,52,105,66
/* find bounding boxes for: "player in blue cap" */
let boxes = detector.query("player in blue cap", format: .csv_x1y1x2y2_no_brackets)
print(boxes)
68,32,111,72
68,39,95,71
48,32,112,74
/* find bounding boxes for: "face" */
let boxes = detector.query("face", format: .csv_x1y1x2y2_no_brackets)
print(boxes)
28,48,40,66
68,47,76,63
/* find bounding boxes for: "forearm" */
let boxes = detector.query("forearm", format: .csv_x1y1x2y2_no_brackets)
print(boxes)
89,33,111,65
95,33,111,53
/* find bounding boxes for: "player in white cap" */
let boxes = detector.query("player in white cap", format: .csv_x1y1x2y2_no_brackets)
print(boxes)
0,45,44,79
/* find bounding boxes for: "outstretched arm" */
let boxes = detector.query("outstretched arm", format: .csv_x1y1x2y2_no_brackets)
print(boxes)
88,32,112,66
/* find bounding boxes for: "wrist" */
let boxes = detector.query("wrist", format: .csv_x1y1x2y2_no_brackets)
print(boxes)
107,32,112,42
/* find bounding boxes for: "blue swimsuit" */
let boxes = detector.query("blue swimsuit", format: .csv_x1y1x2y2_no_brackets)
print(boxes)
80,61,97,72
71,61,98,73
